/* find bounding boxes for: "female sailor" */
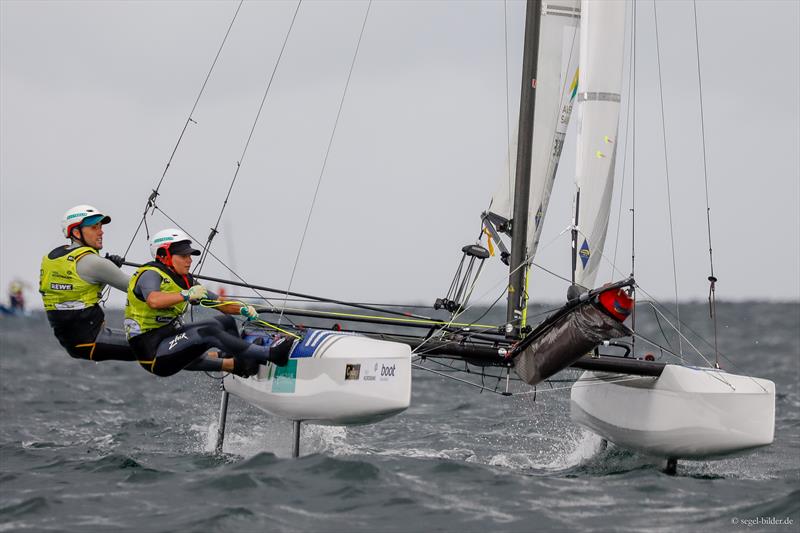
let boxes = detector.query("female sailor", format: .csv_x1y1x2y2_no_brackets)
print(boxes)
124,228,291,377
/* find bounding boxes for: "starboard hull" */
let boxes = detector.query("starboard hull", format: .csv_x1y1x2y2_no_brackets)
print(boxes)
570,364,775,459
224,331,412,425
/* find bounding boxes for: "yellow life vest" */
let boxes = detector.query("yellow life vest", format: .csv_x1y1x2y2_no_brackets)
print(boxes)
39,246,102,311
124,263,189,337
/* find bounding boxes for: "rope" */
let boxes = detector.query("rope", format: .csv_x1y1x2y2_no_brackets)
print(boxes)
692,0,720,368
151,206,439,322
652,0,683,359
611,3,636,281
151,206,289,323
198,298,301,339
279,0,373,325
194,0,303,275
123,0,245,258
272,306,501,331
630,0,638,356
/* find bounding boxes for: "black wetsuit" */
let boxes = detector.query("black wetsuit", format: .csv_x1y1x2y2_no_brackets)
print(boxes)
47,305,136,361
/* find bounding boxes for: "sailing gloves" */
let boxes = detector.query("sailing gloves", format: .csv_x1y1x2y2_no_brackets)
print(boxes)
104,253,125,268
181,285,208,303
239,305,259,322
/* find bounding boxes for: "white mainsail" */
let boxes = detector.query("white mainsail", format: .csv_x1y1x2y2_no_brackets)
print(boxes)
490,0,580,259
571,0,626,290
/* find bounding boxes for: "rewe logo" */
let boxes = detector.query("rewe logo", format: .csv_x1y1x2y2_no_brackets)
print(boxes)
168,333,188,350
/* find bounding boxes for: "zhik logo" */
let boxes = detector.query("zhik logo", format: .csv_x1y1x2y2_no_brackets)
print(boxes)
168,333,188,350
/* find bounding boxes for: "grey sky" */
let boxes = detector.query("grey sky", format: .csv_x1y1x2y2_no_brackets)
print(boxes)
1,0,798,311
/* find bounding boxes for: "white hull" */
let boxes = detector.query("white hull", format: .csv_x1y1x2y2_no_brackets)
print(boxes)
224,331,412,425
570,364,775,459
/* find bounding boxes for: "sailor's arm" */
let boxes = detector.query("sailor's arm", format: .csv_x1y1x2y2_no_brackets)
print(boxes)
75,253,129,291
145,290,186,309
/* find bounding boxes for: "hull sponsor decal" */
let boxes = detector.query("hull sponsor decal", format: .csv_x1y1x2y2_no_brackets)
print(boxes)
271,359,297,393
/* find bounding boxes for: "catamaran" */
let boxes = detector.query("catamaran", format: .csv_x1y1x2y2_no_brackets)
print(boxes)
125,0,775,473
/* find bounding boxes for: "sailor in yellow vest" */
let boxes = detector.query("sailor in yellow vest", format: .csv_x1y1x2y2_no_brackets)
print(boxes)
41,205,229,372
125,228,292,377
39,204,137,361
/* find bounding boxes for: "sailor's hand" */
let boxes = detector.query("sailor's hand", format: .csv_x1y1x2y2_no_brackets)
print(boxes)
104,253,125,268
239,305,259,321
181,284,207,303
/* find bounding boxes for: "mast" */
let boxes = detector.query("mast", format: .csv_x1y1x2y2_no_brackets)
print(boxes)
506,0,542,337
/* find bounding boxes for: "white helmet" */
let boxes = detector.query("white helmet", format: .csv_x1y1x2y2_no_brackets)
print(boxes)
149,228,200,259
62,204,111,239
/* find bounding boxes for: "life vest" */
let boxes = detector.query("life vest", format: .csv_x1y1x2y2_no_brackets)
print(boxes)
39,246,102,311
124,261,192,337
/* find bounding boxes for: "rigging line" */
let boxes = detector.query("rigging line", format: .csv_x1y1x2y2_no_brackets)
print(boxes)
417,356,526,382
514,375,647,396
123,0,245,258
222,296,439,310
637,299,767,393
152,206,291,324
278,0,373,326
636,301,719,371
630,0,638,356
635,293,737,372
611,2,636,281
195,0,303,275
530,258,580,288
411,363,511,396
272,305,502,331
410,252,537,356
589,249,705,357
536,224,571,255
465,287,509,330
650,301,673,349
153,205,438,321
653,0,683,360
692,0,719,368
632,330,736,390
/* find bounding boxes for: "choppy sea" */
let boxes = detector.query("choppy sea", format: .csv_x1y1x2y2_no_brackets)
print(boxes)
1,302,798,532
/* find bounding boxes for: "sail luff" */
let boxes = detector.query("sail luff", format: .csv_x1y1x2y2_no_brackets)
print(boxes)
572,0,626,291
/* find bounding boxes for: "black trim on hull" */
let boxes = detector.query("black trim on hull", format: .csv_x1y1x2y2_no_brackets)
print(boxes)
571,355,665,377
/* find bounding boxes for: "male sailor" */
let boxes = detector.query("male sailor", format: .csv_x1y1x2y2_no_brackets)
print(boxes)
124,228,292,377
40,205,228,372
40,205,137,361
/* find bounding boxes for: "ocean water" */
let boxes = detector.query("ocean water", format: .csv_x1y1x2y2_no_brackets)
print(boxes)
1,303,798,532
